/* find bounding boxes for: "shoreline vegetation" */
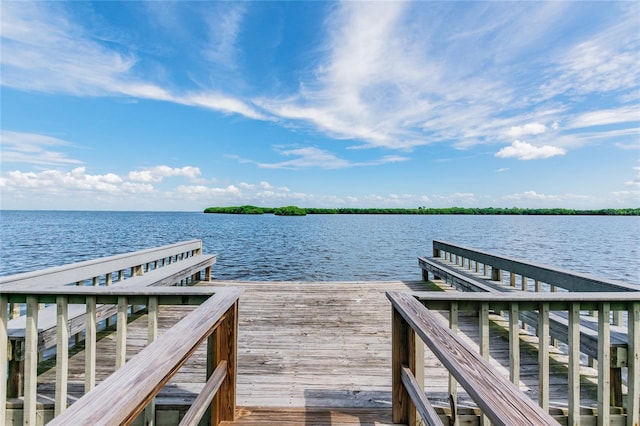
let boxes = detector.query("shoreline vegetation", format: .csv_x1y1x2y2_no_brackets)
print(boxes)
204,206,640,216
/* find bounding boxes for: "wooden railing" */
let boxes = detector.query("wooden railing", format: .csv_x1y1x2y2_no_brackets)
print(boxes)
388,291,639,426
430,240,639,294
1,240,216,400
1,286,242,425
0,239,213,293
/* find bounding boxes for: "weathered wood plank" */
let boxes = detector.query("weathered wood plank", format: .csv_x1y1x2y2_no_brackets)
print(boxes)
47,288,242,426
179,360,227,426
388,291,558,425
17,279,608,425
401,366,444,426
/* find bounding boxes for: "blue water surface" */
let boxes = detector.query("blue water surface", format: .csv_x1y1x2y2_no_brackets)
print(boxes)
1,211,638,285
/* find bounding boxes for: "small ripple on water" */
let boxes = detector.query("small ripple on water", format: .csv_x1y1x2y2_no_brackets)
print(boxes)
1,212,639,286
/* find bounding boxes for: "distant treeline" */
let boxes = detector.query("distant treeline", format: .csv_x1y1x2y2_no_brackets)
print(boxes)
204,206,640,216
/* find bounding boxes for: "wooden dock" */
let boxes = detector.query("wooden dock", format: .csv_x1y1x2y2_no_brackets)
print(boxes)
4,240,637,425
26,279,601,425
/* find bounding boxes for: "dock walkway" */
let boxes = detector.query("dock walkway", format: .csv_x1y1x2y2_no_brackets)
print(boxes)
31,279,599,425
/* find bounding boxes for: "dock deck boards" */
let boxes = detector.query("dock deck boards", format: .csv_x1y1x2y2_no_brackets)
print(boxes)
28,279,600,424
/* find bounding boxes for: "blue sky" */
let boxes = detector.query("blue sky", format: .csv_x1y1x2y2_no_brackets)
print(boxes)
1,1,638,211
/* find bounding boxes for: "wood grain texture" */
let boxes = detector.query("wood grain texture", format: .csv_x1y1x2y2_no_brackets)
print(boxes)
388,291,558,426
13,279,608,425
46,288,242,426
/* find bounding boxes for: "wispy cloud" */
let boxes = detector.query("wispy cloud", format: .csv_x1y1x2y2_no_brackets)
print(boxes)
1,1,637,161
230,146,409,170
256,2,638,156
625,166,640,188
538,3,640,100
503,191,589,205
0,130,83,166
567,106,640,129
0,2,263,120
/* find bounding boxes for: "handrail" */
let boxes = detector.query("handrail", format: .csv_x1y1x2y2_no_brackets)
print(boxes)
0,239,208,289
402,291,640,426
432,240,639,292
388,291,558,426
1,286,243,426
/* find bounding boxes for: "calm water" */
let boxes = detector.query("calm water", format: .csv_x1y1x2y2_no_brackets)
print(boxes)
1,210,638,286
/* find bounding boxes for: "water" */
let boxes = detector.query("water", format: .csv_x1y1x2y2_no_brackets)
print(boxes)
1,210,639,286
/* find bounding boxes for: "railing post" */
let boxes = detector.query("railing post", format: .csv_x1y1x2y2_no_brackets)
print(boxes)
392,306,414,424
628,301,639,426
0,295,7,425
509,303,520,386
210,302,238,424
116,296,128,369
448,301,458,423
597,303,610,426
479,302,489,359
568,302,580,426
538,302,549,412
55,296,69,416
491,267,502,282
411,330,424,426
145,296,158,426
24,296,39,426
85,296,97,392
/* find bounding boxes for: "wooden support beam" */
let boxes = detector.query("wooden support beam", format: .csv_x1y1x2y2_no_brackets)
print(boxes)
85,296,97,392
628,302,639,426
55,296,69,416
538,303,549,411
448,301,459,414
392,307,413,424
597,302,610,426
509,304,520,386
479,303,489,359
116,296,128,369
0,296,8,425
211,303,238,424
24,296,39,426
145,296,159,426
568,302,580,426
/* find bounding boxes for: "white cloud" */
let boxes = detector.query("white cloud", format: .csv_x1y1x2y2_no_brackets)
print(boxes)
503,191,590,205
495,140,566,160
1,167,123,193
431,193,477,206
127,166,202,183
611,190,640,206
0,130,83,166
625,166,640,188
504,123,547,138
